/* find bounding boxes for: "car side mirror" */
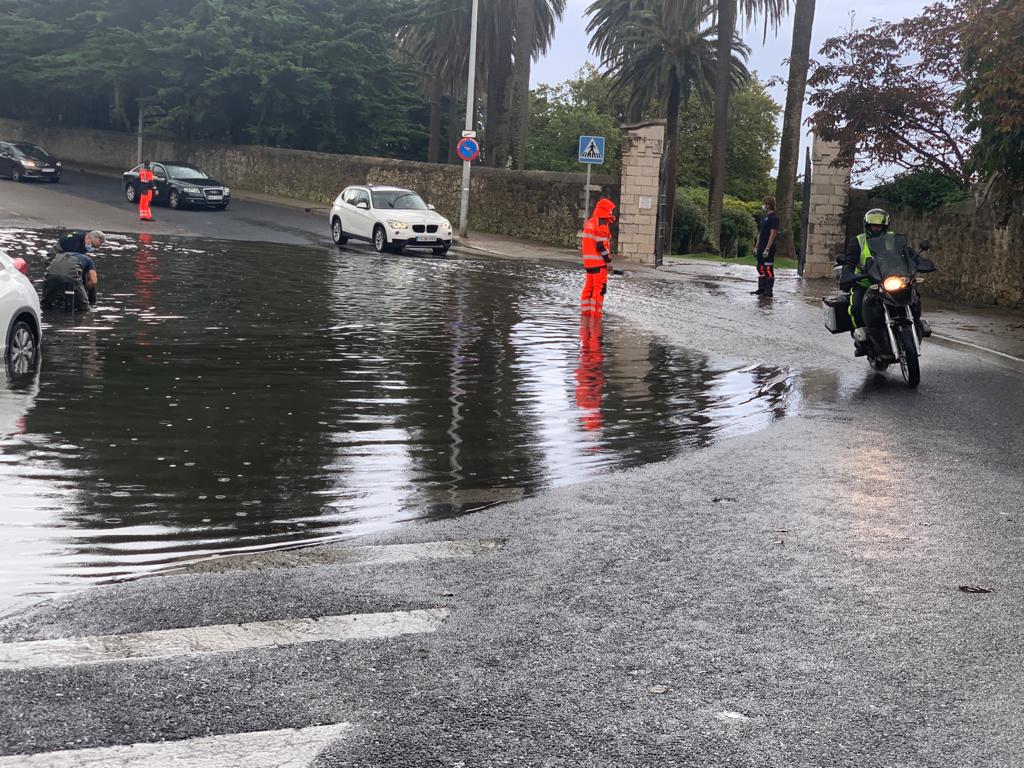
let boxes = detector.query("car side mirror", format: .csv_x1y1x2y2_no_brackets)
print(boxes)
427,204,436,211
356,201,369,210
918,240,930,252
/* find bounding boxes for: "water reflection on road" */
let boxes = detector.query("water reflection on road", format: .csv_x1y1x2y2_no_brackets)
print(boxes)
0,229,797,611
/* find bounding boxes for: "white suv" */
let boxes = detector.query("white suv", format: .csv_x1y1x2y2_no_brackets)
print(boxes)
0,250,41,375
330,185,453,255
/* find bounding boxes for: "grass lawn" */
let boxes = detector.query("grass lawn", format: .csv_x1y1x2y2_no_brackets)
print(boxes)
668,252,799,270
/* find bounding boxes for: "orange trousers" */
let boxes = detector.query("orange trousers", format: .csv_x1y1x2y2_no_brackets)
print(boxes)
580,267,608,315
138,190,153,220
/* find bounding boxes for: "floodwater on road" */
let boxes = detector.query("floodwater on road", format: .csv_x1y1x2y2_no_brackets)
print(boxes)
0,229,798,613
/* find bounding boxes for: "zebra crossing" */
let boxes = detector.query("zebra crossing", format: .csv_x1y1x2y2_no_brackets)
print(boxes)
0,538,502,767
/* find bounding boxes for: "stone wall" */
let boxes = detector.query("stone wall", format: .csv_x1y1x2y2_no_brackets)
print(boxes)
845,191,1024,308
617,120,665,267
0,118,618,248
803,135,851,278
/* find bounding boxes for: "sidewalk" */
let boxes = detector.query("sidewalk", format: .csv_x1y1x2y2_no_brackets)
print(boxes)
455,231,1024,367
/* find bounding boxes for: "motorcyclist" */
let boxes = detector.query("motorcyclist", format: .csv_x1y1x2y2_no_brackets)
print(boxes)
838,208,928,354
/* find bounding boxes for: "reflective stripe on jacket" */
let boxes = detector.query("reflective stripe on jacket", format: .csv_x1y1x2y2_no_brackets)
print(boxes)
581,216,610,269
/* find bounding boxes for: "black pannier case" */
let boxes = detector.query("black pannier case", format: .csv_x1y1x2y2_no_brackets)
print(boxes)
823,292,853,334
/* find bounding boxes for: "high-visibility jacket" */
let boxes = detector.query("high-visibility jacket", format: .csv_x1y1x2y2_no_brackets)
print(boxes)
581,216,610,271
138,167,155,191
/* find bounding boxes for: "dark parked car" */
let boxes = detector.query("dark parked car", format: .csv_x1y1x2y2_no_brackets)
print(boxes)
0,142,62,182
122,162,231,210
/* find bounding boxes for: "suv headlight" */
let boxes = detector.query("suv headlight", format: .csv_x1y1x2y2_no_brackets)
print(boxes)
183,186,202,194
223,187,230,195
441,220,452,232
388,221,408,230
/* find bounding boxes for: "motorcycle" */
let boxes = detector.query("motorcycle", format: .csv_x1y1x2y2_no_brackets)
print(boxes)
823,234,936,388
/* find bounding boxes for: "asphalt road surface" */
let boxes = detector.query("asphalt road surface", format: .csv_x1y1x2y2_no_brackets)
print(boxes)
1,175,1022,767
0,168,334,247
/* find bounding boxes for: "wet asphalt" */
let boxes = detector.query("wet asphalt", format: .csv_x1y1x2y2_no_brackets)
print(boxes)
1,175,1023,766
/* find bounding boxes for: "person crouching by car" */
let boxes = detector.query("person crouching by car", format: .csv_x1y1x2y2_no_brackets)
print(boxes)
41,230,104,311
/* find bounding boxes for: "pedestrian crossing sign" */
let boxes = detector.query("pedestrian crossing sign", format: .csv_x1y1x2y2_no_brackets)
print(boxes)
578,135,605,165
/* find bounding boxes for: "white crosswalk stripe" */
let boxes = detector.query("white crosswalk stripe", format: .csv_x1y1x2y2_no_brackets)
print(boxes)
0,608,448,671
0,723,352,768
167,538,505,575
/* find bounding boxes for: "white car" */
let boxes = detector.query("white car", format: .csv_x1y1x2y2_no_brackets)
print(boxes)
0,250,41,375
330,185,453,255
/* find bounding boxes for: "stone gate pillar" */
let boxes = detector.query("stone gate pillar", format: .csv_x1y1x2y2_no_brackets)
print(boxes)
804,134,852,278
617,120,665,267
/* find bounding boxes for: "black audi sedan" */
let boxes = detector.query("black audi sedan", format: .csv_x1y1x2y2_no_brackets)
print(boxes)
122,162,231,210
0,142,62,182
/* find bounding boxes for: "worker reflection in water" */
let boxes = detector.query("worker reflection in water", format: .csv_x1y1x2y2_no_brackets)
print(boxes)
575,314,605,433
40,229,105,311
580,198,616,316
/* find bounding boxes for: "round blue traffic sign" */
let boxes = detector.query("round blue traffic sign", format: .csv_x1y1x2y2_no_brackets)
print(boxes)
456,137,480,162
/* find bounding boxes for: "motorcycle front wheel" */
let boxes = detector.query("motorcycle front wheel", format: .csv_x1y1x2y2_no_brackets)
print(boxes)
897,325,921,388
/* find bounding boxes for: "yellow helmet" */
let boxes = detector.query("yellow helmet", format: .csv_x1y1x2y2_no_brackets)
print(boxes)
864,208,890,237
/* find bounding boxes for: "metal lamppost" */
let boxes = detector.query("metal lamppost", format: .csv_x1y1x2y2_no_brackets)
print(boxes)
457,0,480,238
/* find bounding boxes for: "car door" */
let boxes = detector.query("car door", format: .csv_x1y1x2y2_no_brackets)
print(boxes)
0,144,12,177
152,163,171,201
350,189,374,239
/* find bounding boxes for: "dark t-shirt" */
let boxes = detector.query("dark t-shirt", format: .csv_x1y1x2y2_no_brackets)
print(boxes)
58,230,87,253
756,212,780,259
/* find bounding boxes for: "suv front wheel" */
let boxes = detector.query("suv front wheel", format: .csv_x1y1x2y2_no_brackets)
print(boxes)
373,225,388,253
332,217,348,246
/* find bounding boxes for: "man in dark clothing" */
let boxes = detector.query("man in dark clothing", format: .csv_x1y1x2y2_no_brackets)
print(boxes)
42,230,104,310
752,195,780,297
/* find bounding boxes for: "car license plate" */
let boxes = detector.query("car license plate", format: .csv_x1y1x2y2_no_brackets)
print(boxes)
42,168,55,173
418,235,437,242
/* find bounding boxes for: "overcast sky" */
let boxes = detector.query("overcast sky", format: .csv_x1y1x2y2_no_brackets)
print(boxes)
531,0,932,174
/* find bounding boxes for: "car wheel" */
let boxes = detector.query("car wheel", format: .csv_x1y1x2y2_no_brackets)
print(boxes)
11,166,22,182
331,217,348,246
125,184,137,203
169,189,181,209
432,244,450,256
373,225,388,253
5,318,38,375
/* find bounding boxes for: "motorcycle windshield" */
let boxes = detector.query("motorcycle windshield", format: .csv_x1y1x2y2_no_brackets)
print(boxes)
866,234,914,279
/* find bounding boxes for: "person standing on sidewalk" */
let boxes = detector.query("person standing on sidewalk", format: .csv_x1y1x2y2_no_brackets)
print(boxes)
580,198,616,316
752,195,780,297
137,161,156,221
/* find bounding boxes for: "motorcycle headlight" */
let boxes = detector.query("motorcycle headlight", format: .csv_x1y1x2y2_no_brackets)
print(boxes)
388,221,408,230
882,276,909,292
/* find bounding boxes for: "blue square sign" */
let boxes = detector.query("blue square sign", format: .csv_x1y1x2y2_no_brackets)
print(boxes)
578,135,605,165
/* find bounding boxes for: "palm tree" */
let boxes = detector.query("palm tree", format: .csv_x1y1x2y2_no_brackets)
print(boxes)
399,0,474,163
707,0,788,252
404,0,564,168
589,0,749,253
508,0,567,170
774,0,815,260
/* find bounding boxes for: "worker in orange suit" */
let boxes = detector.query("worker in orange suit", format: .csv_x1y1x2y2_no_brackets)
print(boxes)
580,198,615,316
137,160,156,221
575,313,605,433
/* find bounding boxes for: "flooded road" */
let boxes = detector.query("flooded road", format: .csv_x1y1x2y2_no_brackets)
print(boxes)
0,230,797,611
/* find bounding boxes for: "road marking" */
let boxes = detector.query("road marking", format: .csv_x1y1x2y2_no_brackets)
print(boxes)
932,333,1024,368
166,538,505,575
0,608,448,670
0,723,352,768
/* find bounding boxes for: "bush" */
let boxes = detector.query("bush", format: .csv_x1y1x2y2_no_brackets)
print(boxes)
872,170,969,214
721,202,758,257
673,190,707,254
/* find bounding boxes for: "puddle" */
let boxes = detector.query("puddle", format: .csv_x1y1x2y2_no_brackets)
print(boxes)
0,229,799,611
